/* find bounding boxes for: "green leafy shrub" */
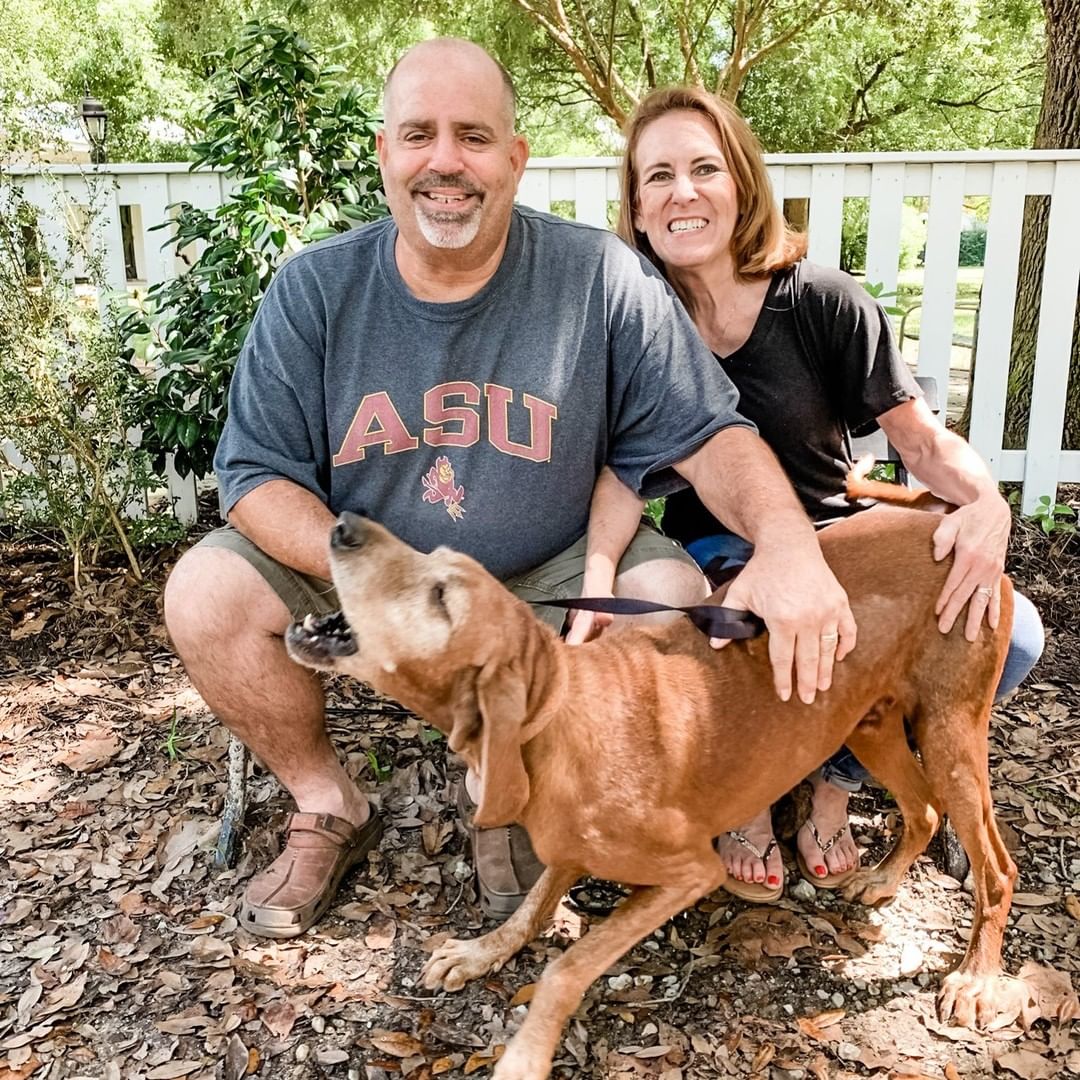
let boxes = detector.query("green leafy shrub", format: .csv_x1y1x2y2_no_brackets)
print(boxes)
123,23,386,480
958,228,987,267
0,181,162,585
1027,494,1076,537
841,199,924,273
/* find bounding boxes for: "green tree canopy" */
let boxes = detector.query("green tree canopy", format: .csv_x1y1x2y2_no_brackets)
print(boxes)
1,0,1050,160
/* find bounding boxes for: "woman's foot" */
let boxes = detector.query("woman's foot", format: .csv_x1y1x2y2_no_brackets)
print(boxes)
796,774,860,888
715,807,785,902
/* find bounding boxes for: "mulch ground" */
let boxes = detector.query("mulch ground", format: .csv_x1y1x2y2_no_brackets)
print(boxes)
1,505,1078,1080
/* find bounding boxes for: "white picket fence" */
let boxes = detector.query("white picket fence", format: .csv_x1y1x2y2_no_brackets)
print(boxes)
4,150,1080,518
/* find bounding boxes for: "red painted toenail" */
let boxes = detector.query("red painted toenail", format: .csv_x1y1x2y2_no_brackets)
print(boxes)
815,865,827,876
767,875,780,886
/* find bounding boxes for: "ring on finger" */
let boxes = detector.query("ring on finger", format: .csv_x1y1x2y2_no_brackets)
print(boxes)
976,585,994,598
820,632,839,646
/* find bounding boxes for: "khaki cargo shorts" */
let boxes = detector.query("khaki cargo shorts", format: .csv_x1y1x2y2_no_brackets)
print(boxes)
195,521,696,632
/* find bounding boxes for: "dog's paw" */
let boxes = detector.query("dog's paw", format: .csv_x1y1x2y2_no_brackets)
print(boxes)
421,937,505,992
937,969,1026,1030
841,868,900,906
492,1039,552,1080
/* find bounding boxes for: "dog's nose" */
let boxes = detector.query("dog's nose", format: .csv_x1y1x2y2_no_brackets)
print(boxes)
332,511,368,549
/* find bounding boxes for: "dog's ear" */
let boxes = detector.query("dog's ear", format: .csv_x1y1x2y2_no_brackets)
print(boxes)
473,661,530,827
446,659,530,828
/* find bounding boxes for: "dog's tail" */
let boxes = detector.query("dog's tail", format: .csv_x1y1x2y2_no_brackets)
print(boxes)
845,455,950,511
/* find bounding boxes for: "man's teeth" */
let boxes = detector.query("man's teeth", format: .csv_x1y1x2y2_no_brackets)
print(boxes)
670,219,707,233
426,193,469,203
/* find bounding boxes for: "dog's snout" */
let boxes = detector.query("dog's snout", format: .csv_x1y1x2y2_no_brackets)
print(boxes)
332,511,369,550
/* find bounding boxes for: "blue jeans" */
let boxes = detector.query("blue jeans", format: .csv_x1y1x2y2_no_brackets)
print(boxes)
685,531,1046,792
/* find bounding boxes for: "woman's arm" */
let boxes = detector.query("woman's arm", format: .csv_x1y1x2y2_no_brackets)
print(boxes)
566,467,646,645
877,397,1011,640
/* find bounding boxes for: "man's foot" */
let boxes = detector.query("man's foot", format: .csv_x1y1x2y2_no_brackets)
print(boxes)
796,775,860,888
714,808,784,903
456,784,544,920
239,809,384,938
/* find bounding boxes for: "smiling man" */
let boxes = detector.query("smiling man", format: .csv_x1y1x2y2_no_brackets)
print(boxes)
163,39,854,938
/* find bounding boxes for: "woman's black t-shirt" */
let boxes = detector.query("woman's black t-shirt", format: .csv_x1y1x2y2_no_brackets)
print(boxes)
663,260,921,544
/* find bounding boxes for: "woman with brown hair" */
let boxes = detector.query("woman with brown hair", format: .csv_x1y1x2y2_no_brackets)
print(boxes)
615,86,1042,902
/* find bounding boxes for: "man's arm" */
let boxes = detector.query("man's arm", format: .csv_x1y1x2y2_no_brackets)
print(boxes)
674,426,857,705
229,479,338,581
878,397,1011,640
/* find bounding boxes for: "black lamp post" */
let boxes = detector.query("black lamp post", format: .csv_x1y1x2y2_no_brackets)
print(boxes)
78,93,108,164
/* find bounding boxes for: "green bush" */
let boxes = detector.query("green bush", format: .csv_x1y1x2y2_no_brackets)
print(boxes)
122,23,386,480
958,228,987,267
840,199,925,273
0,181,162,584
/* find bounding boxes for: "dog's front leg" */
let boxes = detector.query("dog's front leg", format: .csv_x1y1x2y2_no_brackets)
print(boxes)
495,868,725,1080
422,866,579,992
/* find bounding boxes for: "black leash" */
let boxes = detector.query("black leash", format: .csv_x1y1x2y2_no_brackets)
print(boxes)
531,594,764,640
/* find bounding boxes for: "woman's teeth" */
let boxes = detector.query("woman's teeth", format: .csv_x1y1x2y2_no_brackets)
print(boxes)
670,219,707,233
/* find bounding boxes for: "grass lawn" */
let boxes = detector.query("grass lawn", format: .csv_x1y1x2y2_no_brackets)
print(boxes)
894,265,984,345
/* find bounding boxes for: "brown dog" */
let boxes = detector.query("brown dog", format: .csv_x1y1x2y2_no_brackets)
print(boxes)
286,508,1018,1080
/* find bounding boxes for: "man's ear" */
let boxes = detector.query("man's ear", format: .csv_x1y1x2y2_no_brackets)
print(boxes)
510,133,530,183
471,660,530,828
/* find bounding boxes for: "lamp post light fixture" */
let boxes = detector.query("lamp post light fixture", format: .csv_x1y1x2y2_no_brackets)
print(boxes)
78,93,108,164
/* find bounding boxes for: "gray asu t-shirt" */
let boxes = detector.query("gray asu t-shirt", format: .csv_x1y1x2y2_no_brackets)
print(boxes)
215,206,751,579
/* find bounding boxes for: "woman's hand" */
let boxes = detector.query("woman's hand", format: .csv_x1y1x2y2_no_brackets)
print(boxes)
931,492,1011,641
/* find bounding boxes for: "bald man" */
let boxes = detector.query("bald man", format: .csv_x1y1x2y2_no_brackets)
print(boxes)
164,38,853,937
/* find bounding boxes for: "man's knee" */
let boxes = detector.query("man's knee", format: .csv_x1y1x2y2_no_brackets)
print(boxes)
615,555,708,608
164,544,290,653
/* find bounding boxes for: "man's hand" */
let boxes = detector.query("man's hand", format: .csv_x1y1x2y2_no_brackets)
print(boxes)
712,543,857,704
932,493,1011,641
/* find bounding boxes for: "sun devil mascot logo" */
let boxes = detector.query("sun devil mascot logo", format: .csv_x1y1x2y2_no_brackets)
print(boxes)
421,455,465,520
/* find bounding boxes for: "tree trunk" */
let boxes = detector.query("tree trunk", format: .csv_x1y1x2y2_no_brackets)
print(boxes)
1004,0,1080,450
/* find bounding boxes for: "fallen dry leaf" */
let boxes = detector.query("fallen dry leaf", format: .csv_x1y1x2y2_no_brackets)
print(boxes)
1065,895,1080,922
260,1002,297,1039
509,983,536,1006
364,917,397,950
1015,962,1080,1024
797,1017,839,1043
431,1055,466,1075
370,1032,425,1058
0,1055,44,1080
11,608,62,640
994,1048,1058,1080
52,730,120,773
1012,893,1061,908
144,1063,205,1079
750,1043,775,1072
464,1047,505,1075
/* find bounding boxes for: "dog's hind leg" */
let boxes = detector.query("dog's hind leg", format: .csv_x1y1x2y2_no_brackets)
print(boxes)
493,857,726,1080
422,866,580,993
918,703,1020,1030
839,703,942,907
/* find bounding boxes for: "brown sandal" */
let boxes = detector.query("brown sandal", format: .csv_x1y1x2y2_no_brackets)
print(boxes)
796,818,860,890
456,785,544,920
717,831,785,903
240,810,383,938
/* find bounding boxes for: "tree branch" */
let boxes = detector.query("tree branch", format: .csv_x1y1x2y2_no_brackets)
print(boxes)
510,0,631,122
625,0,658,89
